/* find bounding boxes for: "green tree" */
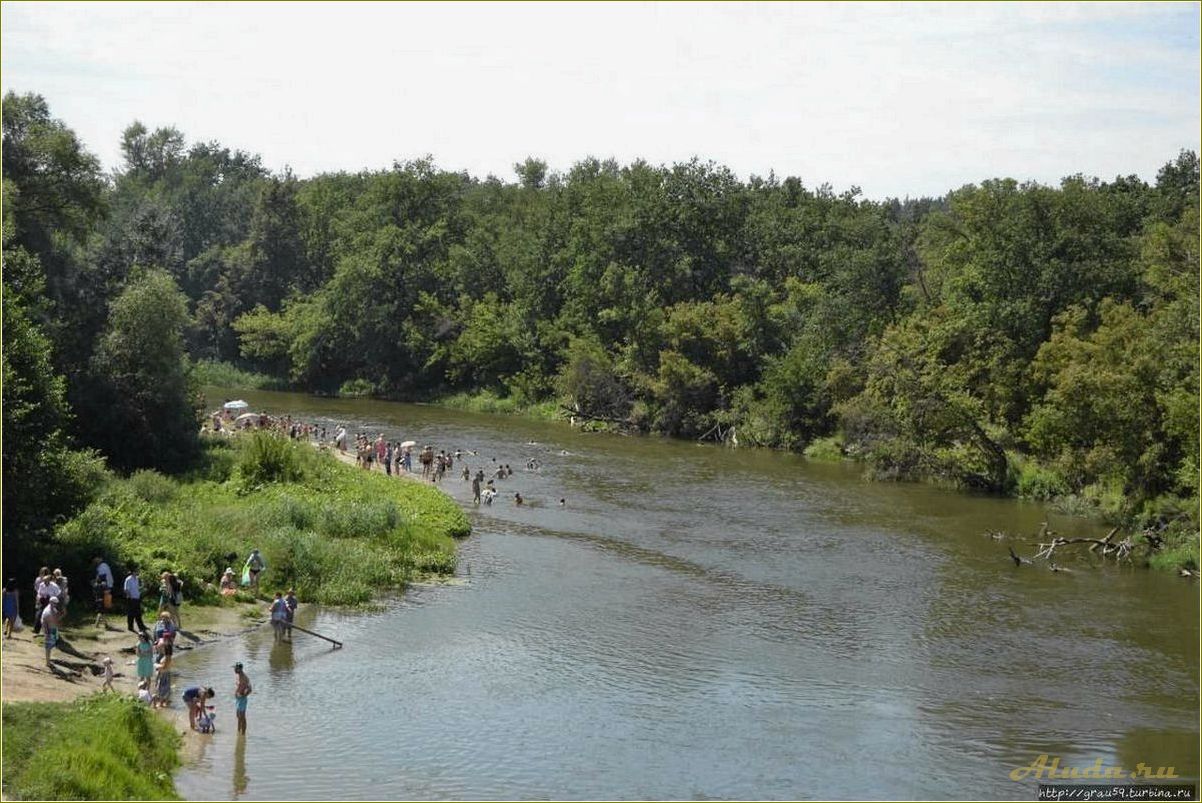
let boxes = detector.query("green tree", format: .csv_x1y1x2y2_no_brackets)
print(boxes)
81,269,200,472
1,287,104,548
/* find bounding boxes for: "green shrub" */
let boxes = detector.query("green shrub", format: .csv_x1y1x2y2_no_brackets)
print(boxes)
1013,459,1070,500
237,432,305,486
127,469,177,504
191,359,285,390
803,435,844,461
338,378,375,398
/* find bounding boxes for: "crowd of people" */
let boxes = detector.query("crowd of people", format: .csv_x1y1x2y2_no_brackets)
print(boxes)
14,548,284,735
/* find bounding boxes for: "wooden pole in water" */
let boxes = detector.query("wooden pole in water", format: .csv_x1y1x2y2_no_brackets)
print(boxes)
288,623,342,648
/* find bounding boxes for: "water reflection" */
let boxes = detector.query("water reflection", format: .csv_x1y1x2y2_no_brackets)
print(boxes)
268,639,294,674
233,735,248,797
171,388,1198,800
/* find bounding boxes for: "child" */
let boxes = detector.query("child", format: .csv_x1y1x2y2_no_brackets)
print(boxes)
136,631,154,685
152,655,172,708
101,656,115,692
196,705,216,734
136,679,153,705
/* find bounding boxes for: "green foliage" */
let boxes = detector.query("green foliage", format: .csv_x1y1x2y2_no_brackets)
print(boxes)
3,90,1196,572
1010,457,1070,501
1,288,105,548
191,359,285,390
803,435,845,461
80,268,200,472
236,431,306,486
338,378,376,398
54,436,466,605
2,695,181,800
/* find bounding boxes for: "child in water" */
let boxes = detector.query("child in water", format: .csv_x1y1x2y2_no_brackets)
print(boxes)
152,655,172,708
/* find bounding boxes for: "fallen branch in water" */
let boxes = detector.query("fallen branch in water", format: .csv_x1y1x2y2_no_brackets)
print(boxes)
1035,527,1133,562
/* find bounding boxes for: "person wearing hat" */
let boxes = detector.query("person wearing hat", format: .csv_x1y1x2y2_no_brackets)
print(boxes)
220,568,238,596
233,662,252,734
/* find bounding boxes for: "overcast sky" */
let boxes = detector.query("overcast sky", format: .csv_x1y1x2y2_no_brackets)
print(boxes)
2,1,1198,198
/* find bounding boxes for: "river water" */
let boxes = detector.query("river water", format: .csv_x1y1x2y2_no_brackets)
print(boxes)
175,388,1198,800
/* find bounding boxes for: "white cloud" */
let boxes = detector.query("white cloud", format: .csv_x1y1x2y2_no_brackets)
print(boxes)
2,0,1197,197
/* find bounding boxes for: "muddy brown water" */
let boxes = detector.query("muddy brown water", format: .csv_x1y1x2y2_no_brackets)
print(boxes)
173,388,1198,800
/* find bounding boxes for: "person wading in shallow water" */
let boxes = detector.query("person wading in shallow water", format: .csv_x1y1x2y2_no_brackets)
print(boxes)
233,662,252,734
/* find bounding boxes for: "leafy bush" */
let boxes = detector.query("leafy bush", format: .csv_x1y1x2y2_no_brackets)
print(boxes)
803,435,845,461
1012,459,1070,500
127,469,177,504
338,378,375,398
237,431,305,486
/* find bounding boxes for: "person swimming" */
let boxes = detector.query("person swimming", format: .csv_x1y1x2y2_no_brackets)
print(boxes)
514,493,524,506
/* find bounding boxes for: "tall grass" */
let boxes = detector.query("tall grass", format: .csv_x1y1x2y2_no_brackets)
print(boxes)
437,390,561,420
54,435,469,606
2,695,181,800
191,359,287,390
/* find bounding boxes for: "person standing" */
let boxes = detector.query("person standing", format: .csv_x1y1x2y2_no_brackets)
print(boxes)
41,597,60,667
135,630,155,687
33,571,60,637
3,579,19,638
284,589,298,642
93,557,114,595
471,472,482,505
268,592,288,642
122,567,144,630
243,550,266,595
158,572,181,627
233,662,252,734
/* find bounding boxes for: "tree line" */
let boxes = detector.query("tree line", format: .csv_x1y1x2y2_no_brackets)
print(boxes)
3,90,1198,561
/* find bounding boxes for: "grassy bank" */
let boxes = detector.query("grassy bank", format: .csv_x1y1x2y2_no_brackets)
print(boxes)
2,695,181,800
434,390,561,421
53,433,470,606
191,359,290,391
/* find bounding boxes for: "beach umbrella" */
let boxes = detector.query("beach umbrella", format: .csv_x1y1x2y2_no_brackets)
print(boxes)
223,400,249,411
400,440,417,449
235,412,259,424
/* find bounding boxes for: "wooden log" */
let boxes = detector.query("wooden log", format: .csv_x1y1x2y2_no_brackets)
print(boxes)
288,623,342,648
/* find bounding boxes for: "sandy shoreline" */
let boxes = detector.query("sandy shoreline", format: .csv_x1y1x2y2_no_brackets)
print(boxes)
1,601,269,705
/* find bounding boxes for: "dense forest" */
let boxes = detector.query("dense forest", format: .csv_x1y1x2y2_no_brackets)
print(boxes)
3,91,1198,568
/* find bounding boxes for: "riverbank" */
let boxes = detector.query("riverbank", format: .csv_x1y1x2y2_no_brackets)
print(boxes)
0,602,265,800
3,694,181,800
2,432,470,799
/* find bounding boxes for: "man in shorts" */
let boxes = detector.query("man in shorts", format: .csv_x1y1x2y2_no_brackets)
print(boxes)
233,662,252,734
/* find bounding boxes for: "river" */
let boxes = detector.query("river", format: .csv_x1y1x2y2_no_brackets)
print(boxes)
174,388,1199,800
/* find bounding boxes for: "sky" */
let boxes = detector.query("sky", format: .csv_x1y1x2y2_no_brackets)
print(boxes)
2,1,1198,198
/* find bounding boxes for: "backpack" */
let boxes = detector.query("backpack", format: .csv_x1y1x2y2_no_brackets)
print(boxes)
171,578,183,606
